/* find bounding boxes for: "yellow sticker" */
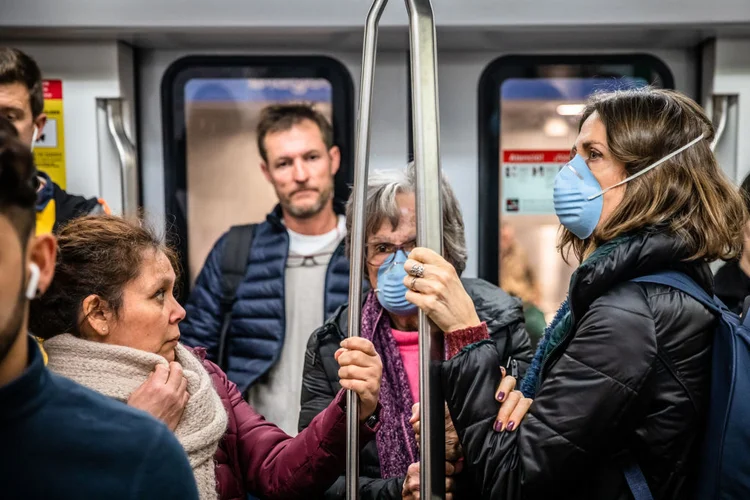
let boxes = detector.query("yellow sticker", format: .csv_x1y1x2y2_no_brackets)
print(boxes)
35,198,56,236
33,80,66,189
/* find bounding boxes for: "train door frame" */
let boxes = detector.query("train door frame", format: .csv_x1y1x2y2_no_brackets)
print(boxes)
160,55,355,301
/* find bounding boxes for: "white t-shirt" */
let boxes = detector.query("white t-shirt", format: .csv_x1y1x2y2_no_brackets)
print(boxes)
246,215,346,436
286,215,346,256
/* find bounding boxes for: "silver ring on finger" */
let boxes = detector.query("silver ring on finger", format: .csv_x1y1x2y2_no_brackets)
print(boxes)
410,276,419,291
410,263,425,278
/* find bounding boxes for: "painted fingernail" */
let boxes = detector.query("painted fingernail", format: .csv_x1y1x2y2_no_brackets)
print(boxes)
507,421,515,431
493,421,503,432
496,391,505,402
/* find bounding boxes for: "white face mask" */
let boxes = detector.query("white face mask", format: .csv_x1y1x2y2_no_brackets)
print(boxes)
29,126,38,152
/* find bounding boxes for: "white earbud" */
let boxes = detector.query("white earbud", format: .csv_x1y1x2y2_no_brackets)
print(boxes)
30,126,38,152
26,262,40,300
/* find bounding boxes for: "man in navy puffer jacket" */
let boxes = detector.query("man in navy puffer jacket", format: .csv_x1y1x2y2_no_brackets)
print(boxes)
181,104,353,437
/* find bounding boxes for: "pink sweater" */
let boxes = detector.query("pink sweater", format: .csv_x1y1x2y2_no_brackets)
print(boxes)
392,323,490,404
392,329,421,403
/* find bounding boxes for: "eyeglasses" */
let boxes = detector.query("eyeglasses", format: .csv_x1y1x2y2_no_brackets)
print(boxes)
286,252,332,268
366,239,417,267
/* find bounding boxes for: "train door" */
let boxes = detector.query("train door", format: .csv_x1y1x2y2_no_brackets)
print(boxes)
142,49,410,300
159,56,354,296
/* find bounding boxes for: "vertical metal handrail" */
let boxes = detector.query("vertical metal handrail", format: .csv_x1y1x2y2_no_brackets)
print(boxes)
710,95,729,152
405,0,445,499
349,1,443,498
104,99,139,216
347,1,389,499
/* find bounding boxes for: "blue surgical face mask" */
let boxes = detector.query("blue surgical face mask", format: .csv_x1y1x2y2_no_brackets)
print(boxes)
553,155,605,239
553,133,705,239
375,249,418,316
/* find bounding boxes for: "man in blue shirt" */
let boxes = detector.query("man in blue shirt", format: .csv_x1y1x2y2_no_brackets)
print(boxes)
0,116,199,500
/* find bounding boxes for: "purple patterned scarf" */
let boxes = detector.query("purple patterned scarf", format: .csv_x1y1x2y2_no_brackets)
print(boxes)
361,291,419,479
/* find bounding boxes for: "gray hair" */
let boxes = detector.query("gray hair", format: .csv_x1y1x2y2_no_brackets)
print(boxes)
345,163,468,276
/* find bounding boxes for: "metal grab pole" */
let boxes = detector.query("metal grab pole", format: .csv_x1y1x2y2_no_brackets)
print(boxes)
347,1,389,499
103,99,139,217
405,0,445,499
710,95,729,152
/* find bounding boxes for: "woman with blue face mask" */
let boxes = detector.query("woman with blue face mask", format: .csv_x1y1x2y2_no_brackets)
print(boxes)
407,88,748,499
299,164,534,500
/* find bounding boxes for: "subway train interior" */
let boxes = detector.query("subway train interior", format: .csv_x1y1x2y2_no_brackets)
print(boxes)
6,1,750,499
2,0,750,317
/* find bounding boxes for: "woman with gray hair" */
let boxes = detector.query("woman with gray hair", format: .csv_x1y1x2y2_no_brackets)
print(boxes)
298,163,533,500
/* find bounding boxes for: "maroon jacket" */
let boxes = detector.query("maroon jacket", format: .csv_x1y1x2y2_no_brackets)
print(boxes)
191,347,379,500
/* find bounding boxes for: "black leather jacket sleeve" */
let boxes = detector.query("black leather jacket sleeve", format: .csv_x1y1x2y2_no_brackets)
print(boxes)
442,287,658,499
300,326,403,500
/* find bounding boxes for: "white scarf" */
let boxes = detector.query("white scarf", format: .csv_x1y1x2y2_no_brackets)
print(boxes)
44,334,228,500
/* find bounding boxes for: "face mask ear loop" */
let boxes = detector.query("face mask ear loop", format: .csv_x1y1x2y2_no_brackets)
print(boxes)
587,133,705,201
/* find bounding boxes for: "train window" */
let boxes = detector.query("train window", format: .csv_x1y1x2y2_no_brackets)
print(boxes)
162,56,354,299
478,55,673,319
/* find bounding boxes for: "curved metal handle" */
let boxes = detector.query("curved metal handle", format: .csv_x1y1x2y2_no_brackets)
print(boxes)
346,1,389,499
349,1,444,499
710,95,729,152
405,1,445,499
105,99,139,216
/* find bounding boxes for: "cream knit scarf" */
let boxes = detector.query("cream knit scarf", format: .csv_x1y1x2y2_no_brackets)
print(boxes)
44,334,228,500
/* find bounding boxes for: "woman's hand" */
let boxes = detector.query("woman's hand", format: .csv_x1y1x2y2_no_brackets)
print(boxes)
410,403,462,461
335,337,383,422
402,461,462,500
128,362,189,431
494,368,533,432
403,247,481,333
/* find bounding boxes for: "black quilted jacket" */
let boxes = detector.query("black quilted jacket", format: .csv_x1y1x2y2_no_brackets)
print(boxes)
442,231,716,499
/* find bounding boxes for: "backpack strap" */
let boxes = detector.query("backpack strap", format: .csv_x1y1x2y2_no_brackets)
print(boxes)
217,224,257,371
622,270,719,500
742,296,750,320
631,270,723,315
620,454,655,500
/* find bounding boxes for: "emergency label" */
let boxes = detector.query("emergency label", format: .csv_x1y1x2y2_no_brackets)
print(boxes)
501,150,570,215
34,80,66,189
